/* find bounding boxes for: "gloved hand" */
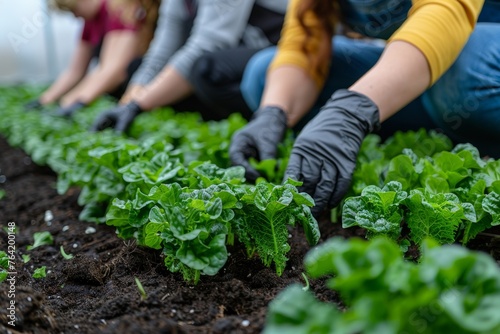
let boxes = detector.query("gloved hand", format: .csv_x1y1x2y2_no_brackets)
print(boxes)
284,89,381,217
229,106,288,182
54,101,86,117
24,99,43,111
90,101,143,133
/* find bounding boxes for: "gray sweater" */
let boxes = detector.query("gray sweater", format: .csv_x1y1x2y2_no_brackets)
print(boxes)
130,0,289,86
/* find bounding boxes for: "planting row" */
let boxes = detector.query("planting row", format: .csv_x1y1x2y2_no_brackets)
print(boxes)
2,86,500,332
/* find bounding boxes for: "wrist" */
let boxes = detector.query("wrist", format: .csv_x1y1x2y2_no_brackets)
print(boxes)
39,95,52,105
128,100,144,114
330,89,381,133
74,101,87,108
255,105,288,128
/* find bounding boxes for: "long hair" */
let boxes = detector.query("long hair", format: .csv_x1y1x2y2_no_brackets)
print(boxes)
296,0,339,80
49,0,78,11
50,0,160,55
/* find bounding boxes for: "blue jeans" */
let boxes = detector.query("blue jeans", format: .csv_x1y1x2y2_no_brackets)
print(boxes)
241,23,500,157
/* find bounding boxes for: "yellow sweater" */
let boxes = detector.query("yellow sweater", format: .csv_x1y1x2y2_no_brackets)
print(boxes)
270,0,484,89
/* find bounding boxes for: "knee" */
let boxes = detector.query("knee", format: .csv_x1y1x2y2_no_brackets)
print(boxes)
190,53,229,87
424,23,500,117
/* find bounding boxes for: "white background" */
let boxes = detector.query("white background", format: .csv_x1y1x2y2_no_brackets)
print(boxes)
0,0,82,84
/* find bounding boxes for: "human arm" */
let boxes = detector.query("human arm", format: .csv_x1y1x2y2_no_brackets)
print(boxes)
132,0,257,110
60,30,140,107
284,0,484,216
268,0,483,123
38,41,93,105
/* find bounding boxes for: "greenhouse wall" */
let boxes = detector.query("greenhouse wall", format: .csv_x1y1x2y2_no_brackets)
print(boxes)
0,0,81,85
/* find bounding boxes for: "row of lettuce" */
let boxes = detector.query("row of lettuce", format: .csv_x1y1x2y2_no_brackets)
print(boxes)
0,87,317,283
1,87,500,332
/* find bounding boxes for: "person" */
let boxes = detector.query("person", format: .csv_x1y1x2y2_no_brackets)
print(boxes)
90,0,289,133
229,0,500,217
25,0,159,116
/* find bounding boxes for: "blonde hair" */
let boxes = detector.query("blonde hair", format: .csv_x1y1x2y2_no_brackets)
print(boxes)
49,0,78,11
49,0,160,55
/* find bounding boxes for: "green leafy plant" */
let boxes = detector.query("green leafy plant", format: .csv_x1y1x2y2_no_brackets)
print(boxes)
235,179,320,276
27,231,54,250
60,246,74,260
344,143,500,247
134,277,147,300
32,266,47,279
106,174,319,283
265,237,500,334
0,251,9,283
343,181,407,240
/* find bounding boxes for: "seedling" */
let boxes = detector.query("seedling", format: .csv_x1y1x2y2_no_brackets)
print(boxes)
60,246,74,260
134,277,147,300
27,231,53,250
33,266,47,279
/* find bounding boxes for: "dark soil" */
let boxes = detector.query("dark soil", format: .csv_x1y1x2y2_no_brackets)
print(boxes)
0,136,362,334
0,136,499,334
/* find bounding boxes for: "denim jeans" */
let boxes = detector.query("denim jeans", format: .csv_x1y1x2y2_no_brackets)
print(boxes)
241,21,500,157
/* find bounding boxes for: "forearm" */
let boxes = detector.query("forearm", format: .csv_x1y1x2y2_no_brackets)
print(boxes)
61,67,127,106
349,40,430,122
120,84,144,104
40,71,85,105
260,65,319,128
134,66,193,111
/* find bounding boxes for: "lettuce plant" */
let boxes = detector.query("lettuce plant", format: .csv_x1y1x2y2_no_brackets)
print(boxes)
265,237,500,334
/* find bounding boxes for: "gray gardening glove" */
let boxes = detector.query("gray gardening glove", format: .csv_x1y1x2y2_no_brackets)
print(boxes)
284,89,381,217
24,99,43,111
54,101,86,117
229,106,288,182
90,101,143,134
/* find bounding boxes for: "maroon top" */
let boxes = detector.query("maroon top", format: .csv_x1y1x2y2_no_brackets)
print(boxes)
81,0,139,46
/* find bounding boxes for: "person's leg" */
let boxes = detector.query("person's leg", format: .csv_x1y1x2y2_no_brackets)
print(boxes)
478,0,500,23
189,47,261,121
421,23,500,157
240,46,277,112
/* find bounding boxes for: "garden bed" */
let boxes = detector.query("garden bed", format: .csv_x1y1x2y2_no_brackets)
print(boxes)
1,87,500,333
0,136,363,334
2,135,500,334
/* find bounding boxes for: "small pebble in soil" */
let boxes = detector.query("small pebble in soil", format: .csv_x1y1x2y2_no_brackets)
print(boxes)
288,234,292,238
27,297,32,302
74,325,79,329
189,309,194,313
72,243,78,248
101,319,107,324
85,227,97,234
0,175,6,183
44,210,54,223
241,320,250,327
62,225,69,232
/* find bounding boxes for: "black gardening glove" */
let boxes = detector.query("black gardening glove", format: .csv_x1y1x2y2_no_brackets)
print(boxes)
54,101,86,117
24,99,43,111
284,89,381,217
90,101,143,134
229,106,288,182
